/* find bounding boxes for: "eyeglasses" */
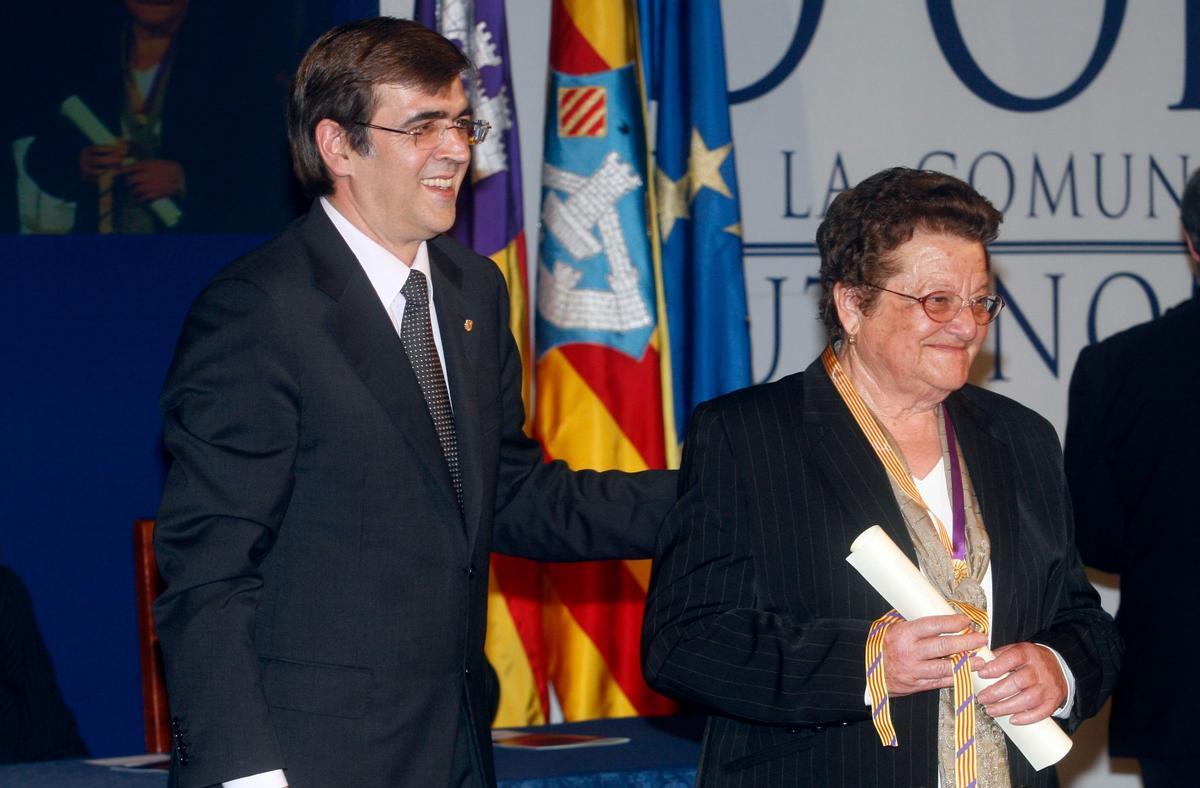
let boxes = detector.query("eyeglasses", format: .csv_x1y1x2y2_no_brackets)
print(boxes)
866,283,1005,325
353,118,491,149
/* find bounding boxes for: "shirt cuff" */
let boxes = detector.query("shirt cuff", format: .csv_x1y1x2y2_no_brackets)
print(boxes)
1037,643,1076,719
223,770,288,788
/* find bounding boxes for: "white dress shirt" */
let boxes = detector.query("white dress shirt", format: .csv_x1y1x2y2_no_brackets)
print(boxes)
320,197,451,394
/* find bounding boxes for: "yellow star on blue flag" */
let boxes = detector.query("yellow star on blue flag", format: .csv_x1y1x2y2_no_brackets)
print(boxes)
640,0,751,444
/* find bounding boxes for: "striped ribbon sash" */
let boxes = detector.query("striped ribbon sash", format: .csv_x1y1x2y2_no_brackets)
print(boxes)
821,346,968,581
866,601,989,788
97,172,114,234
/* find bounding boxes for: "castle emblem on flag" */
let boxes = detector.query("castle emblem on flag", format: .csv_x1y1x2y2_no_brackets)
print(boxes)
437,0,513,180
538,152,651,332
557,86,607,138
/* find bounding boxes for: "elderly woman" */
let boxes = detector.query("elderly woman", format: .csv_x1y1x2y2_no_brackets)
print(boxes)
642,167,1119,787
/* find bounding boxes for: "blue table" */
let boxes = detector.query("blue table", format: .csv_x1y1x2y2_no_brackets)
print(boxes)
0,715,703,787
493,715,702,787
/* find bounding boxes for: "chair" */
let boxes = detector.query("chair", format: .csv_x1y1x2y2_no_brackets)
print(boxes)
133,518,170,754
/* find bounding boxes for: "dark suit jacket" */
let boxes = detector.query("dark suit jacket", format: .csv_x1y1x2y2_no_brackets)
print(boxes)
642,358,1120,787
153,206,675,787
1065,297,1200,759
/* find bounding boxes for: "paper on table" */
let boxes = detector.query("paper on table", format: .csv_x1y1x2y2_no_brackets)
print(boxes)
59,95,182,227
86,753,170,768
491,730,630,750
845,525,1072,771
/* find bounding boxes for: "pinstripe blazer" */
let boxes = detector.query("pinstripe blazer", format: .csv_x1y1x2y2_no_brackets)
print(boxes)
642,357,1120,788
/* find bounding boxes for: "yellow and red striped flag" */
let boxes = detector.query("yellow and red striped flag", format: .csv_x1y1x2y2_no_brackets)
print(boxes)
535,0,677,719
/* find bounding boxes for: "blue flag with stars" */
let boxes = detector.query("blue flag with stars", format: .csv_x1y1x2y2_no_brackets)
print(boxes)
639,0,751,444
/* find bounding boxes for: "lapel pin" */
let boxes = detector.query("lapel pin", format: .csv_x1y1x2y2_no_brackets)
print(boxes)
463,319,473,332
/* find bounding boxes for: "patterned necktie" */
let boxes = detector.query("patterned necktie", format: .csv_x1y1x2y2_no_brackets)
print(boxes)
399,270,462,510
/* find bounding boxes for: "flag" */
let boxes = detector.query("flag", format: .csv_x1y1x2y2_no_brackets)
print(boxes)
536,0,676,719
414,0,548,727
639,0,751,452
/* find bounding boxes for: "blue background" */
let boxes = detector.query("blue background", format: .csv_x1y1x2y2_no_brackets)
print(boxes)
0,0,378,758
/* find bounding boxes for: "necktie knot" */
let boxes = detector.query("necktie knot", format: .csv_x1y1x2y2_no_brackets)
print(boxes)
402,269,428,302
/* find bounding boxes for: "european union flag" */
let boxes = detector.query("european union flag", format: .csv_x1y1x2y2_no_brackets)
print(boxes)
639,0,752,445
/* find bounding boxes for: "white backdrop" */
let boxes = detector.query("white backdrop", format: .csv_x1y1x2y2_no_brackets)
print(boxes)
385,2,1196,784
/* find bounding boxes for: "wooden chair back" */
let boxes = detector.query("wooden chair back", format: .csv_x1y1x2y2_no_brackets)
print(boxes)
133,518,170,754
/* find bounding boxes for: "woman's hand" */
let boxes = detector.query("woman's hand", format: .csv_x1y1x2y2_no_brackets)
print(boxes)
882,614,987,697
975,643,1067,724
123,159,184,201
78,143,129,182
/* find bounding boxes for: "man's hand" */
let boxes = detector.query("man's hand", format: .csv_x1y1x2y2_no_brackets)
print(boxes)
123,159,184,201
882,614,987,697
975,643,1067,724
79,143,129,182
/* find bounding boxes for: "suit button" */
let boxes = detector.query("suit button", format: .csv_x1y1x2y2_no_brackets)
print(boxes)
787,727,799,734
464,666,471,676
466,566,476,579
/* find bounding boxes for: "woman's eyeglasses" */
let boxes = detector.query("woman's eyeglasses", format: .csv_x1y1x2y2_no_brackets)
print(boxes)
866,284,1005,325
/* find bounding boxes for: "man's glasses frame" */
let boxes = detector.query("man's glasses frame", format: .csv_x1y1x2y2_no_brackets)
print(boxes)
353,118,491,148
865,283,1006,325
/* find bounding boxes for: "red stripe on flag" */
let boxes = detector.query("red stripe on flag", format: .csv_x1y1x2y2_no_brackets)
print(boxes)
566,96,605,135
566,107,603,137
546,561,676,715
558,343,667,469
581,113,607,137
550,1,610,74
491,554,549,717
513,232,529,284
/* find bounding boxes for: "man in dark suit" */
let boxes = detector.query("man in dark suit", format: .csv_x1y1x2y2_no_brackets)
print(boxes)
152,18,674,788
1065,169,1200,787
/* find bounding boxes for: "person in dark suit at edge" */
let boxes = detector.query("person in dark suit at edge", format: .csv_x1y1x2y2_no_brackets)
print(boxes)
642,167,1120,787
152,18,675,788
0,565,88,764
1065,169,1200,788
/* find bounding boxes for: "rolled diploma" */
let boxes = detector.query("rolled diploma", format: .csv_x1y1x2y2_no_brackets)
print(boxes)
59,95,182,227
846,525,1072,771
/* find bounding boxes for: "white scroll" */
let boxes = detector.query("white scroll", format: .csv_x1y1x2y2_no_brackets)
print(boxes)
846,525,1073,771
59,95,182,227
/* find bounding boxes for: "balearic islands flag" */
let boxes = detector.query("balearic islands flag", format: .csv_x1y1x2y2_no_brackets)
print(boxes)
414,0,549,727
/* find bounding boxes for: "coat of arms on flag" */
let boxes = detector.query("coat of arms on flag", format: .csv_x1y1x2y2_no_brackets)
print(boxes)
557,86,608,138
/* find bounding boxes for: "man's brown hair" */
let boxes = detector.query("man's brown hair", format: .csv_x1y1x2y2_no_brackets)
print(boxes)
287,17,472,197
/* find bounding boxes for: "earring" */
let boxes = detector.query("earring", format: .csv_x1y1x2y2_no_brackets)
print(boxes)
847,333,858,346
